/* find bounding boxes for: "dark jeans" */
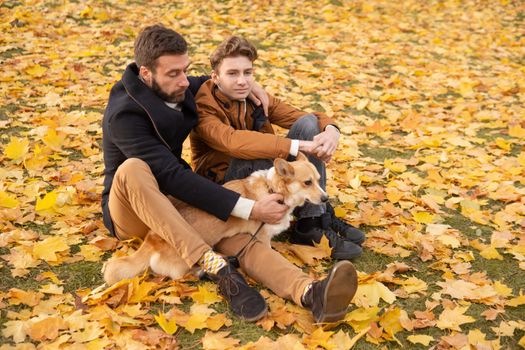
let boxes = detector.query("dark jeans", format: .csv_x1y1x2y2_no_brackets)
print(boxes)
224,114,326,218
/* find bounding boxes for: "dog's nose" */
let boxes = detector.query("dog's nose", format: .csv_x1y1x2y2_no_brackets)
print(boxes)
321,194,329,203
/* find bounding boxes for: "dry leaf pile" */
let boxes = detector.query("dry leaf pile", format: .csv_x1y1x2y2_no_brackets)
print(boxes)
1,0,524,349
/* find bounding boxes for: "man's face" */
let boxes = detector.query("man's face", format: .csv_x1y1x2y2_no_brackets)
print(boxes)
141,54,190,103
212,56,254,101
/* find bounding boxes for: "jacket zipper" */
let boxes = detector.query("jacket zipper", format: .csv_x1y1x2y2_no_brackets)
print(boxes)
237,100,243,130
124,85,172,151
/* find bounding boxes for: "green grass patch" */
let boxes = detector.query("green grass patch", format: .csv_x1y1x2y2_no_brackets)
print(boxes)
359,145,414,162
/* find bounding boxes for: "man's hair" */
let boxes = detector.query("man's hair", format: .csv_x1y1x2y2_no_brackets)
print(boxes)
134,24,188,71
210,36,258,70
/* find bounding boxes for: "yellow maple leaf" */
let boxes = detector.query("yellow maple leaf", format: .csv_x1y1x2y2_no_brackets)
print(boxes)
313,235,333,257
495,137,512,151
185,313,209,333
384,159,407,173
4,137,29,162
519,334,525,348
2,320,28,343
412,211,435,224
8,288,42,306
517,152,525,167
42,128,65,151
154,312,177,335
0,191,19,208
479,246,503,260
25,64,48,77
436,306,475,331
349,174,361,190
508,125,525,139
206,313,231,331
303,327,334,349
330,330,353,350
356,98,369,110
458,80,476,96
386,189,403,203
35,190,58,212
379,307,404,342
202,331,240,350
128,279,157,303
32,236,69,262
437,234,461,248
28,317,67,341
507,293,525,307
493,281,512,298
78,245,102,262
191,284,222,304
353,281,396,307
24,144,50,172
37,271,62,285
333,206,347,218
407,334,434,346
39,283,64,295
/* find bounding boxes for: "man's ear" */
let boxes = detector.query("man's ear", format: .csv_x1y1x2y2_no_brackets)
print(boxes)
274,158,295,178
139,66,152,87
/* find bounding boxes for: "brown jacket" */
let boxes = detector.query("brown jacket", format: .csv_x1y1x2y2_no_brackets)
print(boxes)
191,80,336,183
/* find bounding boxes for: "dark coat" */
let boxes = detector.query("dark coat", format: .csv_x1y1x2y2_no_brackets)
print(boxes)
101,63,240,235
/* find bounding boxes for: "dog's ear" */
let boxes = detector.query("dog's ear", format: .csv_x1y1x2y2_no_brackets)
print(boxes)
274,158,295,178
296,152,308,162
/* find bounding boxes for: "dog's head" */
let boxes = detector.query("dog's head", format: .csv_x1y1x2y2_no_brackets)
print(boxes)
271,152,328,208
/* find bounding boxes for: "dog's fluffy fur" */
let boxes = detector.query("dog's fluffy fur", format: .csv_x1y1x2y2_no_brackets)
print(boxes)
103,153,327,285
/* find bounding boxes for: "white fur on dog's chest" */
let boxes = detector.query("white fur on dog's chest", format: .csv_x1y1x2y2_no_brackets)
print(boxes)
263,212,293,237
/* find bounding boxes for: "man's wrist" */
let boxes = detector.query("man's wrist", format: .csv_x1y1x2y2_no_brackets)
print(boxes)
289,139,300,156
231,197,255,220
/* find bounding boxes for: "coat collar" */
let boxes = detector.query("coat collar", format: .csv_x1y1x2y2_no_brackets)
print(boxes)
121,63,199,148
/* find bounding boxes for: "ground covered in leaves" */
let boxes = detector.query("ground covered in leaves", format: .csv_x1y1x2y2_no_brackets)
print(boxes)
1,0,524,349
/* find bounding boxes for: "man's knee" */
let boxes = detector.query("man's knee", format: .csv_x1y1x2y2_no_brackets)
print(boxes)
290,114,320,140
114,158,152,184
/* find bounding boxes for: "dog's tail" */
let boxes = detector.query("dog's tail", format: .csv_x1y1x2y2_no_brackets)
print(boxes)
103,235,155,286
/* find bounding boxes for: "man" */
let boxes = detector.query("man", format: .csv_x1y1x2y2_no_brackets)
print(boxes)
102,25,358,323
191,36,365,261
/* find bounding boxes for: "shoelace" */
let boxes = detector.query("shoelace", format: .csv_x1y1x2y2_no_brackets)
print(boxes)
331,216,349,232
218,271,241,297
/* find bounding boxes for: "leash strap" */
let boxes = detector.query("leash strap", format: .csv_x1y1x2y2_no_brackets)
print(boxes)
226,222,265,268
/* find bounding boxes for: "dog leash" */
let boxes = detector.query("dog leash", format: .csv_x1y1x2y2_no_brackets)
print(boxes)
226,222,265,268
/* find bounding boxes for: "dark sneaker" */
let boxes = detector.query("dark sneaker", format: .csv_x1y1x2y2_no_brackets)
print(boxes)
291,217,362,260
209,263,267,322
302,260,358,323
326,203,366,245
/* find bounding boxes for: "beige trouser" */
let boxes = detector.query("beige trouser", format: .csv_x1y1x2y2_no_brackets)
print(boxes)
108,158,312,305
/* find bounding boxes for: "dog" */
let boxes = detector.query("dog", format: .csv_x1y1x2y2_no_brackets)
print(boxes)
103,152,327,286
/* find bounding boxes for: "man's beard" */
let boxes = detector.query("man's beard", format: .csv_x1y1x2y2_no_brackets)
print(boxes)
151,78,185,103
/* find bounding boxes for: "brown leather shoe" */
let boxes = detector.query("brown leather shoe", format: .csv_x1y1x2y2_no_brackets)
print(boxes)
302,261,358,323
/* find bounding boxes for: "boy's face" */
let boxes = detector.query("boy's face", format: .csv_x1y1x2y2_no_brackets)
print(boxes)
212,56,254,100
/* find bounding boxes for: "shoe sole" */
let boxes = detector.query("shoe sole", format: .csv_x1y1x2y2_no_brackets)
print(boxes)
317,261,358,323
240,305,268,322
331,244,363,260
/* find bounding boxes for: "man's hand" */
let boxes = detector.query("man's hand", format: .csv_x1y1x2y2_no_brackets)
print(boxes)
248,82,269,116
312,126,340,163
250,193,288,224
298,140,317,155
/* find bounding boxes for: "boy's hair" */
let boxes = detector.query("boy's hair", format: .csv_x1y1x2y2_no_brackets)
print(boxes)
210,36,258,70
134,24,188,72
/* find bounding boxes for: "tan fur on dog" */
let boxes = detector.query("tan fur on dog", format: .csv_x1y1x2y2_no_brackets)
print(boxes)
103,153,326,285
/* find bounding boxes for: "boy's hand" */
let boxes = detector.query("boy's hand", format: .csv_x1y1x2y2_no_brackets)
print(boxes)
312,126,340,163
250,193,288,224
248,83,269,116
